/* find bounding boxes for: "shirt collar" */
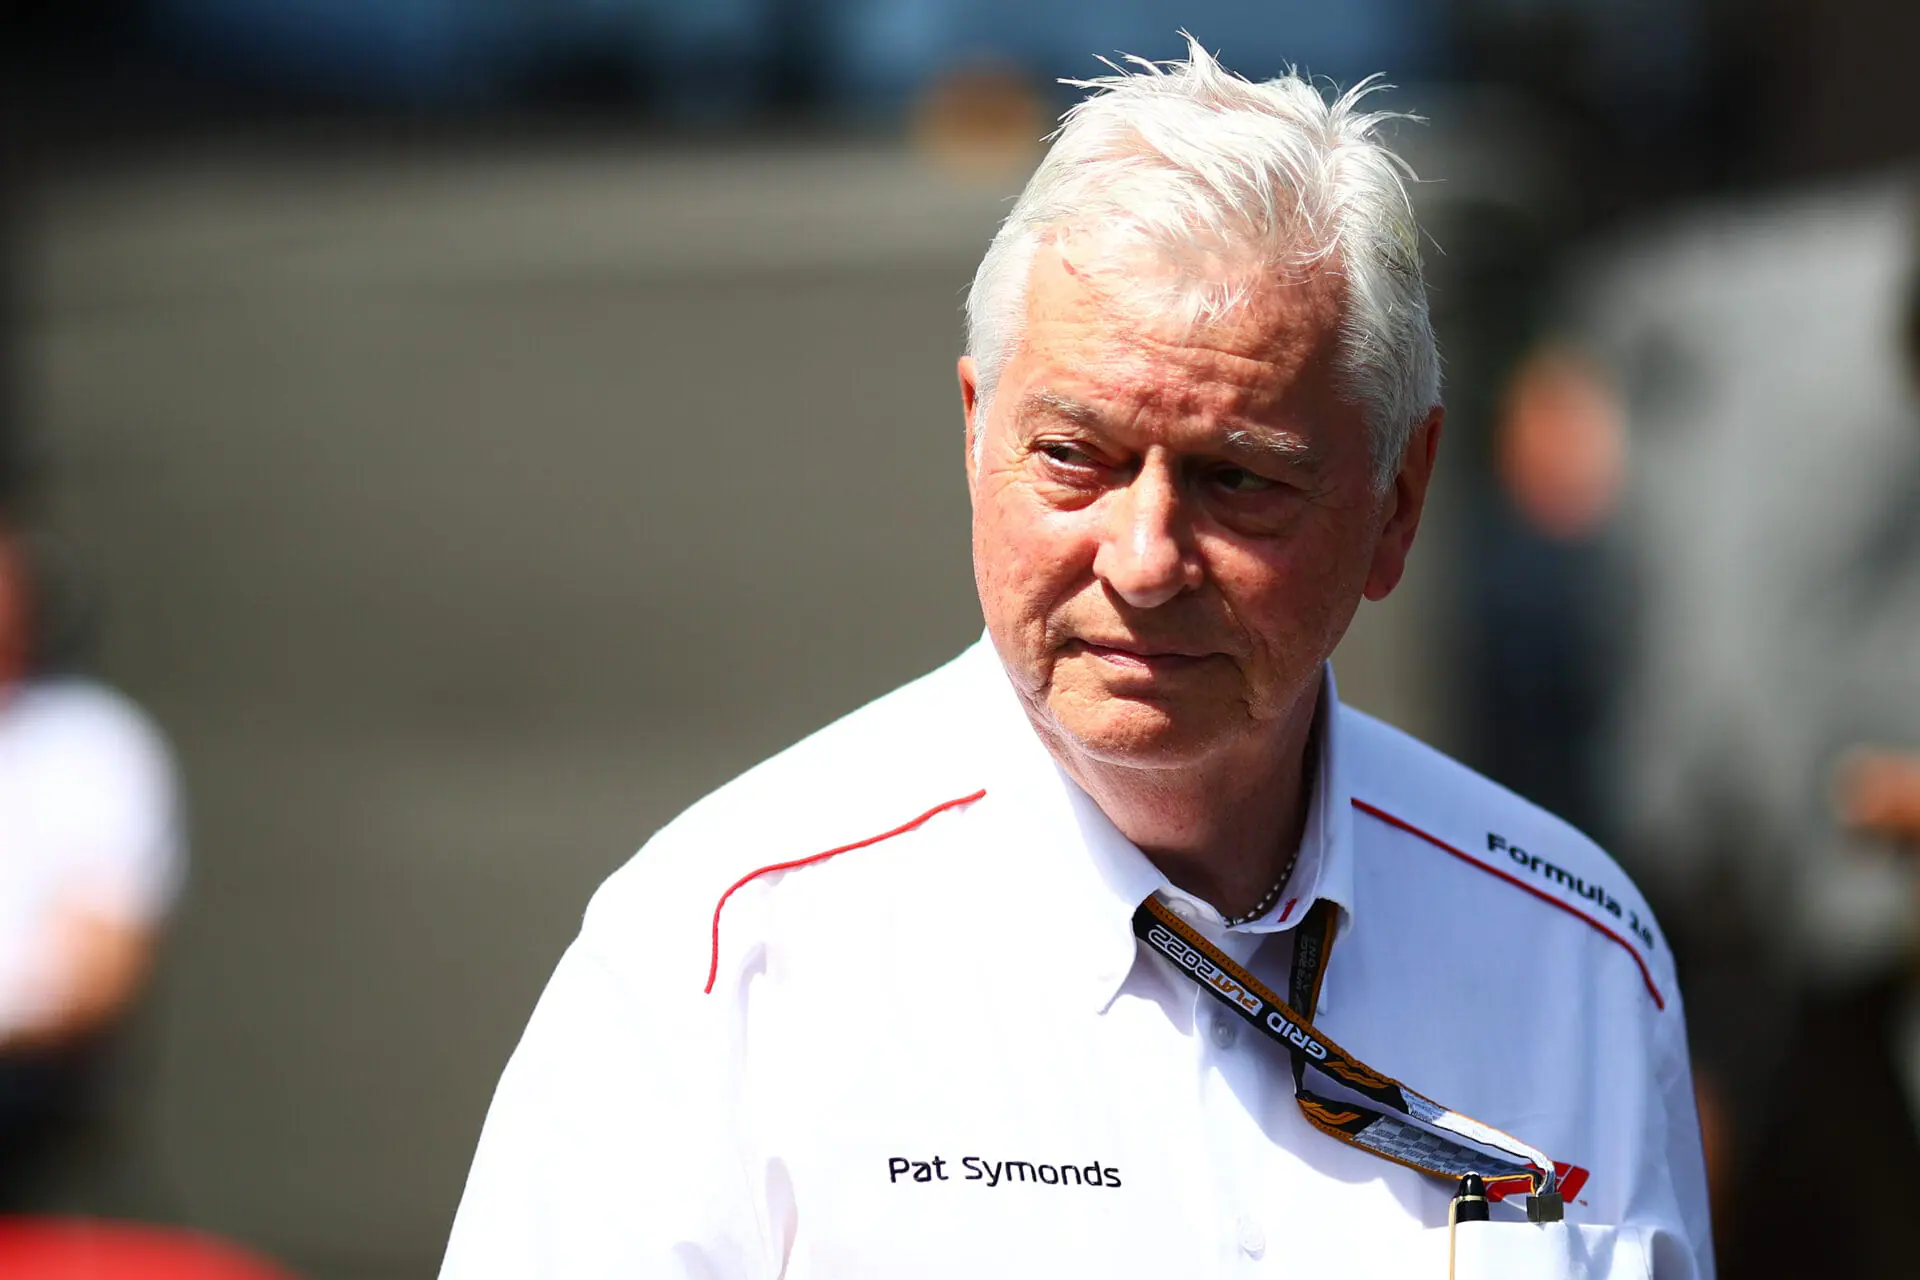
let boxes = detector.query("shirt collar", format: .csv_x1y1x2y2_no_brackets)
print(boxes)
964,638,1356,1014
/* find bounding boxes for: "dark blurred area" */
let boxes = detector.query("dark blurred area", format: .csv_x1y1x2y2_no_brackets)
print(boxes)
4,2,1919,1277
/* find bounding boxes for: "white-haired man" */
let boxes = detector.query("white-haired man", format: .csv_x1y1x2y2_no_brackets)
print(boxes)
443,44,1712,1279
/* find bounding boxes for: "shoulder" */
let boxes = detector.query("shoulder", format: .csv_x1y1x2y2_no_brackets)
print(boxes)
579,646,999,985
1338,703,1677,1011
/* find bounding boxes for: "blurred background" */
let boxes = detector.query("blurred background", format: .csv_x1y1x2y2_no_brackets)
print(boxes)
3,1,1919,1276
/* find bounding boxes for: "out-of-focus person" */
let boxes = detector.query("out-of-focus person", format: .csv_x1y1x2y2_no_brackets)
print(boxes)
1836,749,1920,845
1562,178,1920,1270
1706,224,1920,1280
1464,347,1628,841
1587,180,1920,980
0,525,183,1207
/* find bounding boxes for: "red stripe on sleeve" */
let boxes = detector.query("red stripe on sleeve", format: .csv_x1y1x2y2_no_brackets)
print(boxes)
704,789,987,994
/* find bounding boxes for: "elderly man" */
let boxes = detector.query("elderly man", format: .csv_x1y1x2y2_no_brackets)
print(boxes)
443,43,1711,1278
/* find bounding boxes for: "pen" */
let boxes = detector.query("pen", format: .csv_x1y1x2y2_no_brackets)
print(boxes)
1448,1174,1489,1280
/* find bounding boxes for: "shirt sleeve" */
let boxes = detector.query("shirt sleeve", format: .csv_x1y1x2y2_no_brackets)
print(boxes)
439,934,770,1279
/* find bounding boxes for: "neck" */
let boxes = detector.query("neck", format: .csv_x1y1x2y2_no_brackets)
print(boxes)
1057,685,1322,920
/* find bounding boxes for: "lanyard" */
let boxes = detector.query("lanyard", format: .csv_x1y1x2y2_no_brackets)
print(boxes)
1133,894,1563,1213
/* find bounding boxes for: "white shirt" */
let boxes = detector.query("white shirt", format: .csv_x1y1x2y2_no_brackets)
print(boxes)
443,640,1712,1279
0,678,183,1033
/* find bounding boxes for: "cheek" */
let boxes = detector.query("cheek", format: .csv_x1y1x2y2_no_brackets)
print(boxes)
974,489,1094,624
1214,533,1368,662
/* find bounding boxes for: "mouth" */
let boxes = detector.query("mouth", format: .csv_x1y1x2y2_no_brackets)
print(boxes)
1069,639,1218,675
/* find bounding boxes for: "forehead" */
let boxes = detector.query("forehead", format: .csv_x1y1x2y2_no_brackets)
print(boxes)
1011,242,1350,423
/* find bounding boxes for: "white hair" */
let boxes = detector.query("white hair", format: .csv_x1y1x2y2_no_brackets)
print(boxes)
964,36,1439,487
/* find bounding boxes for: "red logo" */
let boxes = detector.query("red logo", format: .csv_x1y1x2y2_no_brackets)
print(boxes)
1486,1163,1589,1204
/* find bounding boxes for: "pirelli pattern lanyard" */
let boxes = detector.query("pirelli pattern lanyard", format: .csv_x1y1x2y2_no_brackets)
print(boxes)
1134,894,1562,1209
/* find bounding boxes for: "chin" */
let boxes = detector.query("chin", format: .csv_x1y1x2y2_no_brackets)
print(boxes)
1048,698,1233,770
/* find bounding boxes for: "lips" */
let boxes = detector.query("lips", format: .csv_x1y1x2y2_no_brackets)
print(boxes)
1071,639,1217,672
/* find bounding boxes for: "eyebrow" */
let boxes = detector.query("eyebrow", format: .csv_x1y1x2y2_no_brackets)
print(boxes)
1222,426,1320,469
1016,389,1105,427
1018,389,1321,470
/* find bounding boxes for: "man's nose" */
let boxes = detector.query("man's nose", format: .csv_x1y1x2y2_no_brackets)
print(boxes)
1092,464,1202,609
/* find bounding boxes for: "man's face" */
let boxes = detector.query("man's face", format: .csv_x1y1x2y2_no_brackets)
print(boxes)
963,245,1439,773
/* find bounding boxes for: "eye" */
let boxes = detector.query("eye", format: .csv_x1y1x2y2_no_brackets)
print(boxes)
1210,465,1277,495
1037,441,1095,466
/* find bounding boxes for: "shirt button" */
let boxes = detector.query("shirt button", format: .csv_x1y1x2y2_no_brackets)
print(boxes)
1211,1017,1239,1049
1169,900,1200,924
1237,1217,1266,1259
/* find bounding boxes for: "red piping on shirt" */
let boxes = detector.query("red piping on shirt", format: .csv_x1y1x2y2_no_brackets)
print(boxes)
704,789,987,994
1351,798,1666,1010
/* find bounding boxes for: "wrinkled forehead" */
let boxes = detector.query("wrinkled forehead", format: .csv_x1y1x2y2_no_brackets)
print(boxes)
1019,234,1348,378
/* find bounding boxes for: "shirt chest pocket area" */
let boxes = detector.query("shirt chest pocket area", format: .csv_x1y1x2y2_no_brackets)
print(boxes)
1448,1222,1652,1280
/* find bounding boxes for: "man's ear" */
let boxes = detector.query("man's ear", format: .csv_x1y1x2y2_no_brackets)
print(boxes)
958,356,982,489
1362,407,1444,602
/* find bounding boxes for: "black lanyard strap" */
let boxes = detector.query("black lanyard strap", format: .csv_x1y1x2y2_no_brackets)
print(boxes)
1133,893,1561,1207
